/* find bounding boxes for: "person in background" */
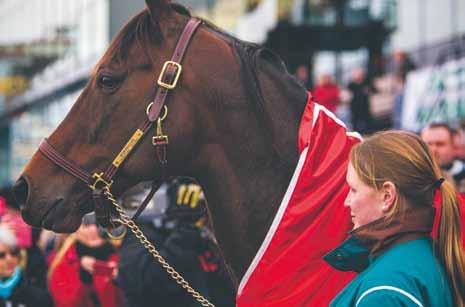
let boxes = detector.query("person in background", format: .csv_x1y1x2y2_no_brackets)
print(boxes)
421,123,465,193
452,124,465,162
326,130,464,307
24,228,48,289
48,213,124,307
0,187,47,289
166,179,236,306
347,68,372,134
392,51,416,84
0,227,53,307
391,51,417,129
312,73,340,113
294,64,311,90
117,178,235,307
0,187,31,250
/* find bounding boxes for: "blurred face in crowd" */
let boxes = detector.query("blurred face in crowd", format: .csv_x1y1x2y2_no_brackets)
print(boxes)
344,163,387,229
0,243,19,278
421,127,455,167
351,68,365,84
76,223,105,248
393,51,407,64
318,73,333,86
453,130,465,160
295,65,309,82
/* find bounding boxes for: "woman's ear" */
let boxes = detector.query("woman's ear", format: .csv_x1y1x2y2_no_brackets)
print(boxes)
381,181,397,213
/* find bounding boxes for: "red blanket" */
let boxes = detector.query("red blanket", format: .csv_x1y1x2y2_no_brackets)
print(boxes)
237,94,360,306
236,93,465,306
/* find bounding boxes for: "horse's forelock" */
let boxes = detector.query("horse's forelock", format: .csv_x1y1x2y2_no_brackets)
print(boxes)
97,10,158,69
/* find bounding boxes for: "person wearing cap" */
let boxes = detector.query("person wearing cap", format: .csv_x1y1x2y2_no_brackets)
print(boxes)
0,187,48,290
0,227,53,307
312,73,340,113
325,131,465,307
47,213,124,307
117,178,235,307
0,187,31,249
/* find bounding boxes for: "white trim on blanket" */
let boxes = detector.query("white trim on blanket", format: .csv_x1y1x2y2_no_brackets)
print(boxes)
313,103,347,129
237,145,309,295
314,103,362,141
356,286,424,307
347,131,363,139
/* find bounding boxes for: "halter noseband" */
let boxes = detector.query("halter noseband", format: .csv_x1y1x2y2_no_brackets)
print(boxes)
38,18,202,228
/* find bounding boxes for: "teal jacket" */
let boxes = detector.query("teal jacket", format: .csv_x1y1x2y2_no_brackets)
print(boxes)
325,208,453,307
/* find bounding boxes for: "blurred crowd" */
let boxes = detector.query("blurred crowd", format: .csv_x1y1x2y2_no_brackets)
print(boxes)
294,51,465,193
0,178,235,307
295,51,417,135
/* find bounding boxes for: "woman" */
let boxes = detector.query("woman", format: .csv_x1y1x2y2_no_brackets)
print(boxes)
48,214,124,307
325,131,465,307
0,227,52,307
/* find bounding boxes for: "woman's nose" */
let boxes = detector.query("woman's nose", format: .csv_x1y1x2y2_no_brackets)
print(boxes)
343,195,351,207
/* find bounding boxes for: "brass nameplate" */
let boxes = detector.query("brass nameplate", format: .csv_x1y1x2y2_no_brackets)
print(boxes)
112,129,144,167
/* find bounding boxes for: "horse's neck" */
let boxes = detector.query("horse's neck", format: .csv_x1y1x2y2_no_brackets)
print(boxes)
193,67,308,282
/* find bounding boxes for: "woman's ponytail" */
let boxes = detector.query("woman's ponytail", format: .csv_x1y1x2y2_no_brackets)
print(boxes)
437,181,465,307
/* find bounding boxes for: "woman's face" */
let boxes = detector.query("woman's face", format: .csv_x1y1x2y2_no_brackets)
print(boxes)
345,162,386,229
0,243,19,278
76,224,105,248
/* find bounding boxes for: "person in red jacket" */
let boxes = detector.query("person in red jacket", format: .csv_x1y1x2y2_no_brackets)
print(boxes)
312,73,341,113
48,214,124,307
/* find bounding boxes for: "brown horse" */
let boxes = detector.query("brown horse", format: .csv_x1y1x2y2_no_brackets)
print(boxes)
13,0,308,283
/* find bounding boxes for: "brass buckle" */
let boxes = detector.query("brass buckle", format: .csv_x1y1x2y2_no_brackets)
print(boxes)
152,135,169,146
89,172,114,191
157,61,182,90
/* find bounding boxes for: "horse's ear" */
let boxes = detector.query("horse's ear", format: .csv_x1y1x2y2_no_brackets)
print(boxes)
145,0,170,21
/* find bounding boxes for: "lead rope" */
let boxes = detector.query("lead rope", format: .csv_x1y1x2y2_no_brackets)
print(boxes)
102,187,215,307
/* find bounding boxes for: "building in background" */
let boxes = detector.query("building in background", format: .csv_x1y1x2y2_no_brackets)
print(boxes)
392,0,465,65
0,0,464,185
392,1,465,131
0,0,145,186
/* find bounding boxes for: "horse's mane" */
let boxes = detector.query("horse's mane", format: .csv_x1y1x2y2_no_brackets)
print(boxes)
200,18,307,117
200,18,307,159
100,3,307,154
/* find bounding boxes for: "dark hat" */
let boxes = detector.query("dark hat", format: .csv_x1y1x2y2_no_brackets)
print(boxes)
166,178,206,222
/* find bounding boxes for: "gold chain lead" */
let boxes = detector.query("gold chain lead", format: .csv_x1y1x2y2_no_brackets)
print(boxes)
102,187,215,307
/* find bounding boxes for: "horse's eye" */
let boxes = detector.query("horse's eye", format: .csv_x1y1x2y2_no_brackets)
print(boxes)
97,74,121,92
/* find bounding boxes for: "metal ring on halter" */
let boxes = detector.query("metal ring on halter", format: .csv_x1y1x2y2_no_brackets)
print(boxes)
105,227,127,240
104,224,127,240
146,103,168,121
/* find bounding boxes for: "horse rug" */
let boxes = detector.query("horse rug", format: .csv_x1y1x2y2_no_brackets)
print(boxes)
236,93,360,306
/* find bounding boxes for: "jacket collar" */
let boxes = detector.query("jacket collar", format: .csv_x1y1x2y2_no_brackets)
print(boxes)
324,206,435,272
351,206,435,257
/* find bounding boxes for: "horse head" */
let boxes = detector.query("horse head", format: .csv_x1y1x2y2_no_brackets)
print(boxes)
13,0,307,277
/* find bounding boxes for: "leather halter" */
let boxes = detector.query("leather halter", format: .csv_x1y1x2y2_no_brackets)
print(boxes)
38,18,202,228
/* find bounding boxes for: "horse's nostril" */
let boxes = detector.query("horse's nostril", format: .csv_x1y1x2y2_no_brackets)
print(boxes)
13,177,29,210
